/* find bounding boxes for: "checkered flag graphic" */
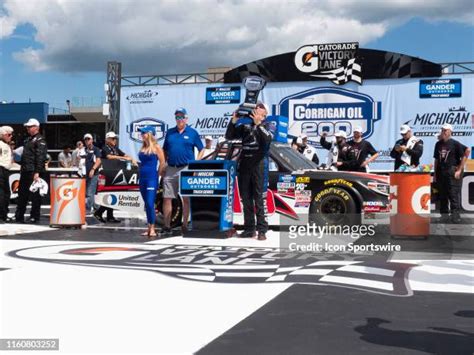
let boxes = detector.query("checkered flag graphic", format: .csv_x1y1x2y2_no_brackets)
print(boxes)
109,259,415,297
48,246,415,297
311,58,363,85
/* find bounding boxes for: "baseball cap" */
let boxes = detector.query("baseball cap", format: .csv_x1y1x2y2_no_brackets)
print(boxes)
353,126,363,133
441,123,453,131
105,131,117,139
300,134,308,139
24,118,40,127
139,126,156,135
175,107,188,116
256,101,270,113
204,135,213,141
83,133,93,140
400,124,411,134
334,131,347,139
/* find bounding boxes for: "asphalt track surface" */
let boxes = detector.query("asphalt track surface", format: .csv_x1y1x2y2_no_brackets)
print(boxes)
1,212,473,354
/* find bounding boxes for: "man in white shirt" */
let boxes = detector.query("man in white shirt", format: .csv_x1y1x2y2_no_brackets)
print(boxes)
201,136,214,158
0,126,14,222
58,146,73,168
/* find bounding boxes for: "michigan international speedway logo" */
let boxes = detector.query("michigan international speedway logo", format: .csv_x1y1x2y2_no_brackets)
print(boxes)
127,117,167,142
9,244,416,297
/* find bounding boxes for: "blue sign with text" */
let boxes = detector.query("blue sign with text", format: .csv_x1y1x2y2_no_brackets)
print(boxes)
206,87,241,104
180,170,228,196
420,79,462,98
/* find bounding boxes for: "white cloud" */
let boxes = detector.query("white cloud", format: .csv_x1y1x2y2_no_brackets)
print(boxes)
0,0,473,74
12,47,51,71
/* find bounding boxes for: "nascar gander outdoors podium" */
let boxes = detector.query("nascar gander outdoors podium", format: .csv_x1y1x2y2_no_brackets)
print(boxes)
180,159,237,238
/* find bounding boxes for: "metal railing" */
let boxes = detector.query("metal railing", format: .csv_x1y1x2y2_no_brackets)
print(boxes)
439,62,474,74
48,106,69,115
121,72,226,87
71,96,106,107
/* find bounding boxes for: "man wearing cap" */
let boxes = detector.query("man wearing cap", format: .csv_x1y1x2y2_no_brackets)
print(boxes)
225,101,272,240
15,118,48,223
0,126,14,223
320,131,357,171
292,135,319,164
82,133,102,216
202,136,214,158
347,126,379,172
390,124,423,171
93,132,136,223
434,123,470,223
161,108,204,236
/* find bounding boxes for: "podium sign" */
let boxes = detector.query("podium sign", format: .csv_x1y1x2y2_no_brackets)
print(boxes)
180,160,237,235
180,170,229,197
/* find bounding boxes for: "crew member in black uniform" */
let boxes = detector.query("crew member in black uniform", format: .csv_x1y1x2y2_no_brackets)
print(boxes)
225,102,272,240
390,124,423,171
15,118,48,224
320,130,357,171
94,131,136,223
434,123,470,223
347,126,379,172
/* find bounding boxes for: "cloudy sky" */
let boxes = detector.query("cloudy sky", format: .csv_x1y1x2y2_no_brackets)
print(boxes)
1,0,473,109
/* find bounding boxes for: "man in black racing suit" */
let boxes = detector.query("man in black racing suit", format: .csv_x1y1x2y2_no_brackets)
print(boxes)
225,102,272,240
15,118,48,223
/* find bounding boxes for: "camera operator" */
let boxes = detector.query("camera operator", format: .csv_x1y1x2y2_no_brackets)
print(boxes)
320,131,357,171
225,102,272,240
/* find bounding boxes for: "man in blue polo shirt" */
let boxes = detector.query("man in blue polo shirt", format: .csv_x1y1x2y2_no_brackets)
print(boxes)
162,107,204,236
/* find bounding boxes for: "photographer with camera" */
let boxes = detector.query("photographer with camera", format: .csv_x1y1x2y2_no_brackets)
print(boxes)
226,101,272,240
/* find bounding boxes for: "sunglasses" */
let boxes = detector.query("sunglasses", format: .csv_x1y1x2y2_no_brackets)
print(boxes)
85,138,92,140
175,115,186,120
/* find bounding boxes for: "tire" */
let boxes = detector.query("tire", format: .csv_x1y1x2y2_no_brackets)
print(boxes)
309,187,360,226
155,187,183,228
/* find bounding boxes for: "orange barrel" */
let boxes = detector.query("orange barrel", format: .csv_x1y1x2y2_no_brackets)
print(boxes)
389,172,431,237
50,176,86,227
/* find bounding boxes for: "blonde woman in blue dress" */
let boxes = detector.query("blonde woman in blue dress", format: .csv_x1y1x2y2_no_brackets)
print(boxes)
138,126,165,238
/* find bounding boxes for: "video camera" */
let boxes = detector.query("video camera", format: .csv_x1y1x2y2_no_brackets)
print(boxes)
236,76,267,122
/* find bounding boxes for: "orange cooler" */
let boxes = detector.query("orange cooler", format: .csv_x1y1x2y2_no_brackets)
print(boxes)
389,172,431,237
50,176,86,227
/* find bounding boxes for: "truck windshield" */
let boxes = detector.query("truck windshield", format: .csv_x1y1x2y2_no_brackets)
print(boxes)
270,143,318,171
